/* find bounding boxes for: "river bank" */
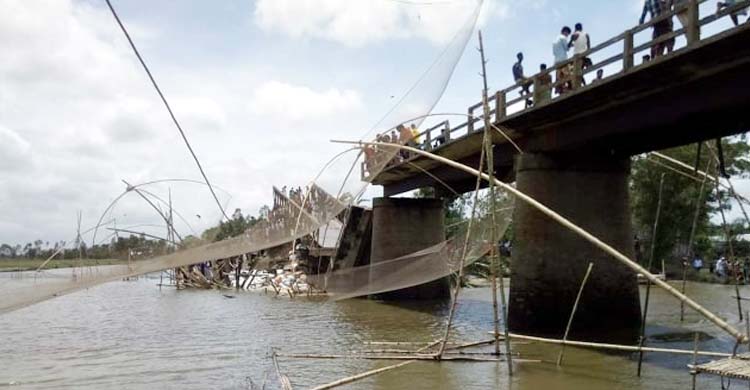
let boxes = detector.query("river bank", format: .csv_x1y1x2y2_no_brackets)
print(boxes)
0,258,126,272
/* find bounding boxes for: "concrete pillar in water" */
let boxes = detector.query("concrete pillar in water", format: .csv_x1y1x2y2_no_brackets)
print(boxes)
508,153,642,344
370,197,450,300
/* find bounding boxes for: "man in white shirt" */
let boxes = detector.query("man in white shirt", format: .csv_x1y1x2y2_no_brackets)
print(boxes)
552,26,572,94
569,23,592,85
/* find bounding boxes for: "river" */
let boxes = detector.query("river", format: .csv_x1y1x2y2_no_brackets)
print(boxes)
1,271,749,389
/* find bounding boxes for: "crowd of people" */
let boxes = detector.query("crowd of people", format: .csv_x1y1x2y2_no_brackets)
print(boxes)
362,0,747,175
363,123,425,175
512,0,748,107
690,255,750,283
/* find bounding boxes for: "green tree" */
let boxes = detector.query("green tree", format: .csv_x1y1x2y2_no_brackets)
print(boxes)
630,138,750,270
214,208,260,242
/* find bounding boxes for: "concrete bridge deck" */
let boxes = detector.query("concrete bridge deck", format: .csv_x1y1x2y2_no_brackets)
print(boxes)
373,6,750,196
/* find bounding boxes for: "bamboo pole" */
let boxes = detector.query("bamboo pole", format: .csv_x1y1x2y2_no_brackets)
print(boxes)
436,114,488,358
715,175,744,321
477,29,512,371
309,361,414,390
272,351,293,390
497,332,732,358
307,338,489,390
651,151,750,208
557,262,594,366
682,157,712,321
691,333,699,390
277,353,526,363
331,140,748,342
637,173,666,375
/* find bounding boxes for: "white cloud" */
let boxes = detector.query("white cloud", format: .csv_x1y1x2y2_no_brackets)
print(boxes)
249,80,362,122
253,0,489,47
0,125,32,172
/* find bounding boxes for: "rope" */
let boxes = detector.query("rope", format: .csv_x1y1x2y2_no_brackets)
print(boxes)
104,0,229,221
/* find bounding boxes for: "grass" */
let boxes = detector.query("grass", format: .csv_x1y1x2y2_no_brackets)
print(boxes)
0,258,127,272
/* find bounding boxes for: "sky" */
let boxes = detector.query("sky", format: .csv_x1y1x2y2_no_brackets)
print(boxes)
0,0,745,247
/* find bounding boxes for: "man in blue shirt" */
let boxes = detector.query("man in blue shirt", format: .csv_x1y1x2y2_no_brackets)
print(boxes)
552,26,572,94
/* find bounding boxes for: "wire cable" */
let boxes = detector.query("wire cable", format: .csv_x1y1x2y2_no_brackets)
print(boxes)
104,0,230,221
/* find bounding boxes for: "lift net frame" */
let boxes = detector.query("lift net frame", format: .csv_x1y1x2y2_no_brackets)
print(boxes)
1,0,486,314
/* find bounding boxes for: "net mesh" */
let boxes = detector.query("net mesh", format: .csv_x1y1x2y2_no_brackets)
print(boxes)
309,197,514,301
1,0,487,314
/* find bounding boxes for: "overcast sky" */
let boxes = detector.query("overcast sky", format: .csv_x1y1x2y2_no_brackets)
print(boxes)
1,0,743,246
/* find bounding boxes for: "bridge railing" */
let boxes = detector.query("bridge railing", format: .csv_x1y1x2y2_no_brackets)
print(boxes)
365,0,749,181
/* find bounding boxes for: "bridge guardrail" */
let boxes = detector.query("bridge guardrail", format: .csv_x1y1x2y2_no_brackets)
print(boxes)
364,0,749,182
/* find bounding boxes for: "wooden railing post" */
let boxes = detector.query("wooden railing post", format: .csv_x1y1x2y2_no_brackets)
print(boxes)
571,57,583,90
532,75,541,106
686,0,700,45
468,107,475,133
495,91,505,121
623,29,634,71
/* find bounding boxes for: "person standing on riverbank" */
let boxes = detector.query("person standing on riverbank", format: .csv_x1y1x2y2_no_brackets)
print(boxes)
692,256,704,272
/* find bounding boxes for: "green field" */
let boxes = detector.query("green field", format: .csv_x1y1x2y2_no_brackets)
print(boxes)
0,258,127,272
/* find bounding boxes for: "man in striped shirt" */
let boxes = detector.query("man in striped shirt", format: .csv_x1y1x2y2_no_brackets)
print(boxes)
640,0,673,58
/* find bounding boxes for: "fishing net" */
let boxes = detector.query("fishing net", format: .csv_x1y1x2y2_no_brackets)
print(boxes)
309,196,514,301
1,0,488,314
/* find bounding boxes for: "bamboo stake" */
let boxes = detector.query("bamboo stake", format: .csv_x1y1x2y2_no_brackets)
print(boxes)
691,333,699,390
477,30,512,371
272,350,293,390
716,175,744,321
332,140,748,342
436,114,488,358
637,173,666,375
682,157,712,321
557,262,594,366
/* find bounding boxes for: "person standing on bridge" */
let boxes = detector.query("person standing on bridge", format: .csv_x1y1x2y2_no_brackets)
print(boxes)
410,123,422,148
552,26,572,95
569,23,592,86
718,0,749,26
639,0,672,58
537,63,553,104
512,52,532,100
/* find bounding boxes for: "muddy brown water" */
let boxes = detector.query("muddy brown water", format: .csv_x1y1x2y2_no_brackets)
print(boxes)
1,272,749,389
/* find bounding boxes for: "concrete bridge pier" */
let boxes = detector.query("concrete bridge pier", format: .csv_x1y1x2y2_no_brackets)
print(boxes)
508,153,642,344
370,197,450,300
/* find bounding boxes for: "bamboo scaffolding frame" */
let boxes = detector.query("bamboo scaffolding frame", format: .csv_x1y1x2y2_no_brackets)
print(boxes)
436,114,488,358
714,172,744,321
477,30,511,371
332,140,748,342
